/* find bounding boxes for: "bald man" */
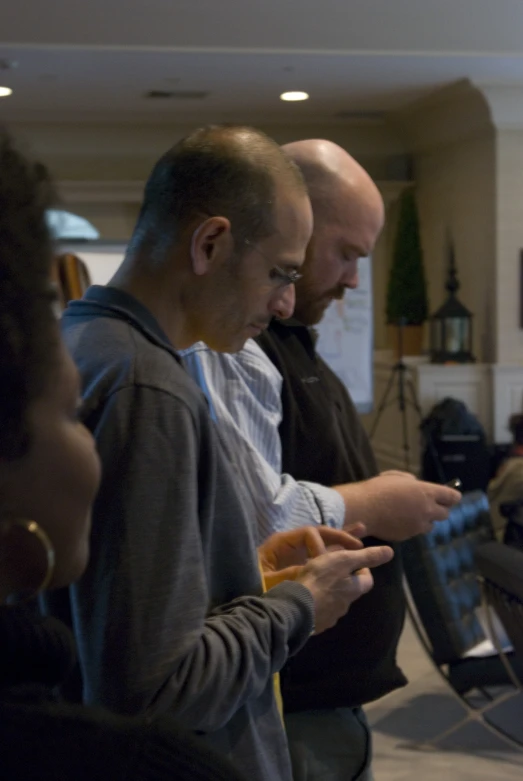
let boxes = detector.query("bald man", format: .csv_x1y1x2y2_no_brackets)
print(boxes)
182,139,460,781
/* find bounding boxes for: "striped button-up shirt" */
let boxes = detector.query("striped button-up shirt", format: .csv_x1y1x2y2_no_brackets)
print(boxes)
180,339,344,543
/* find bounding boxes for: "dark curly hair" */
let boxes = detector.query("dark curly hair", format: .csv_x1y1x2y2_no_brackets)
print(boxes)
0,129,59,460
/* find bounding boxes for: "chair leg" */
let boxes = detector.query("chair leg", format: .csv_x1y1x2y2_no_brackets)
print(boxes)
475,687,494,702
403,578,491,711
416,687,523,750
480,578,523,690
402,578,523,751
402,697,523,754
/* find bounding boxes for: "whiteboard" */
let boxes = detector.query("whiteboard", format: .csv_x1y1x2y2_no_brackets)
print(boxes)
315,257,373,414
58,242,126,286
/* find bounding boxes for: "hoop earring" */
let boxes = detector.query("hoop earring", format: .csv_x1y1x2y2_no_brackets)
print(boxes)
0,520,55,600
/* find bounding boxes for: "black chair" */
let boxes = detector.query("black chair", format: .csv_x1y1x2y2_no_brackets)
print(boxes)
476,541,523,667
402,490,523,749
420,398,491,492
422,435,492,492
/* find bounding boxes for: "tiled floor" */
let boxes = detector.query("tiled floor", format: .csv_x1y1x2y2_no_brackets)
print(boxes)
365,618,523,780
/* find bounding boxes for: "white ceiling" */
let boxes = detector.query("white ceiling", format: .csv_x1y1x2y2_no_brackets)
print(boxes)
2,0,523,122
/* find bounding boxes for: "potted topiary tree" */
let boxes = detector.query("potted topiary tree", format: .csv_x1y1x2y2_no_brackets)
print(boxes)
386,187,428,356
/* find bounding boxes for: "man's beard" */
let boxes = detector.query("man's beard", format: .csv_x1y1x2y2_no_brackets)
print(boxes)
328,285,346,302
309,285,346,323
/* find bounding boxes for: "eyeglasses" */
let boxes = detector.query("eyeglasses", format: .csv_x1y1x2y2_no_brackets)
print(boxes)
244,239,303,288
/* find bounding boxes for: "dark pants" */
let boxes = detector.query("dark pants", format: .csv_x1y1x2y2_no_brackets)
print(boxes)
285,707,374,781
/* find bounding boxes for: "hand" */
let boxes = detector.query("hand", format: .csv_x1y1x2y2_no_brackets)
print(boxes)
259,525,364,589
296,545,394,634
334,474,461,542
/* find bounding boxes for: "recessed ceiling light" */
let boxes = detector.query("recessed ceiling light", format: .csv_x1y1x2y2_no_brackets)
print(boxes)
280,91,309,102
0,86,12,98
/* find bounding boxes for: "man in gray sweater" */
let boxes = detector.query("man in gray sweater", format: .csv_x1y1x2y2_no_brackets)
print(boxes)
57,125,393,781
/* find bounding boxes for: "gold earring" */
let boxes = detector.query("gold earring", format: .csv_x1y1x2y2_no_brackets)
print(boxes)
0,519,55,600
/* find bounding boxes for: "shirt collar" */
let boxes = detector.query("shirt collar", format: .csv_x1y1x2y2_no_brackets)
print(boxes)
65,285,179,360
269,316,318,355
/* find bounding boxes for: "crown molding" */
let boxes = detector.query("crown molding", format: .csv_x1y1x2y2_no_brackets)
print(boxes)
58,180,144,204
479,84,523,130
59,178,411,206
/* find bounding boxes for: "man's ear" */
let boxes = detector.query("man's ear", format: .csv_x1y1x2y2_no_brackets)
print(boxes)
190,216,232,276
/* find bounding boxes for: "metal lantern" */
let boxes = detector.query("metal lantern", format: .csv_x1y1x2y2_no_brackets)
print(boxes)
430,242,475,363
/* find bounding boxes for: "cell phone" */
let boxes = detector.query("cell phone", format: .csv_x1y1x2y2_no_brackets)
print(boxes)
446,478,462,491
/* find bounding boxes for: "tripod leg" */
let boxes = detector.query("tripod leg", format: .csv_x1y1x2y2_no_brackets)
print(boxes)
404,377,423,418
404,378,446,482
400,395,410,471
369,368,398,439
395,363,411,470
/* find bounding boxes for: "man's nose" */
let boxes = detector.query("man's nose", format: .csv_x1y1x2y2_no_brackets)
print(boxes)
341,263,359,290
270,283,296,320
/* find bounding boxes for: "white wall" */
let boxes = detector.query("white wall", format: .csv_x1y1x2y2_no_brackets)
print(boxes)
13,118,408,241
495,129,523,365
386,83,497,363
370,82,523,448
63,202,139,240
13,119,407,181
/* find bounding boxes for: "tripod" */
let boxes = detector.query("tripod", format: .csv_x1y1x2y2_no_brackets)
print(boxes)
369,319,423,472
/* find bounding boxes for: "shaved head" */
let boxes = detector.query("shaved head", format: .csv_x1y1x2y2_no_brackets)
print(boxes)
282,139,383,222
281,139,385,325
